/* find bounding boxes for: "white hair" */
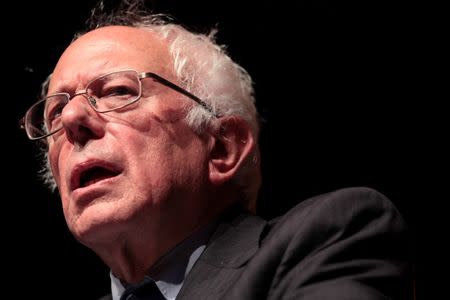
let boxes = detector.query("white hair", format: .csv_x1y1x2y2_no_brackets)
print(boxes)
145,23,261,210
41,0,261,210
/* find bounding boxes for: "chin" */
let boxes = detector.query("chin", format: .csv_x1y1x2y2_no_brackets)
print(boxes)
68,202,125,246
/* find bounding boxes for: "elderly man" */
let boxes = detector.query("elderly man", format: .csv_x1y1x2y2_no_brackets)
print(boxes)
20,1,411,299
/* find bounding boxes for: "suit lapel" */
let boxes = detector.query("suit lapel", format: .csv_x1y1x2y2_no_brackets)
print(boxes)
176,208,267,299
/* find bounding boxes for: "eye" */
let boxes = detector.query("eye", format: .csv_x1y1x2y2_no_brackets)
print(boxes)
86,71,141,106
101,85,137,99
47,102,65,120
44,97,67,130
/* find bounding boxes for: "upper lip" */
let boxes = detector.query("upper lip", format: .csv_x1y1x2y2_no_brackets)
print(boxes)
70,159,122,191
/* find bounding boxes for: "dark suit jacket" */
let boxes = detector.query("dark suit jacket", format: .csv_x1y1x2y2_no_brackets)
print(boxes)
100,187,411,300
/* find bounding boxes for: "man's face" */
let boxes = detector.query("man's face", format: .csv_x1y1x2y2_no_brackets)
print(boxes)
47,26,210,248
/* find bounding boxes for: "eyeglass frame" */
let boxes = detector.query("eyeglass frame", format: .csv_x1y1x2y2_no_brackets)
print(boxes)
19,69,219,140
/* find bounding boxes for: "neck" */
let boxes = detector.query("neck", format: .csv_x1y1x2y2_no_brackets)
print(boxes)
91,211,224,283
89,191,241,284
98,239,161,284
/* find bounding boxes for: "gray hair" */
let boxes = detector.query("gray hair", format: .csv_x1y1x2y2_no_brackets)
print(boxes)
42,0,261,210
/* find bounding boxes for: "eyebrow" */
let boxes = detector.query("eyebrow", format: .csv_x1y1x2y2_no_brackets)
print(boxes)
47,76,92,95
47,83,71,95
48,67,128,95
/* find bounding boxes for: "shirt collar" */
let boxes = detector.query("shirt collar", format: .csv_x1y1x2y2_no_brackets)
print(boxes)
110,272,126,300
110,221,218,300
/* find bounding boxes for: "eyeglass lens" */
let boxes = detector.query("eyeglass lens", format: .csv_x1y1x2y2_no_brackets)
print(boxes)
25,70,142,139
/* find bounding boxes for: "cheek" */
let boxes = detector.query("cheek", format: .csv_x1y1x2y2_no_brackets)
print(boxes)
120,120,205,186
129,94,187,127
48,141,63,186
48,142,73,218
48,138,73,211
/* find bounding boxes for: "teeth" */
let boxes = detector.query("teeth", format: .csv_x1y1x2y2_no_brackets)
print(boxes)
80,167,118,188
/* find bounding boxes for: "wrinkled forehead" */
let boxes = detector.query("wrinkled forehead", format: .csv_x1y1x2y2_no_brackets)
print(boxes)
50,26,174,92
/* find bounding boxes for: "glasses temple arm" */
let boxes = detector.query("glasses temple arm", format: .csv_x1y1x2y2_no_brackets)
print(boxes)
142,72,220,118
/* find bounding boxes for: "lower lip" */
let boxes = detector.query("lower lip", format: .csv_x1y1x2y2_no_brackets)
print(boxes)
71,174,122,204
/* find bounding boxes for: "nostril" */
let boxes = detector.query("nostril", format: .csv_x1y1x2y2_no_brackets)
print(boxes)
66,125,96,146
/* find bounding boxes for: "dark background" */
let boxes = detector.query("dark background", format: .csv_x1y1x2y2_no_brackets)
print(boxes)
5,0,439,299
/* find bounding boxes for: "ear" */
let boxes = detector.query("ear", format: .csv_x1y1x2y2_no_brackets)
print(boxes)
208,116,255,186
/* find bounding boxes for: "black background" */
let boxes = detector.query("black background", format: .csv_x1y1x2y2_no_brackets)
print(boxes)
5,0,440,299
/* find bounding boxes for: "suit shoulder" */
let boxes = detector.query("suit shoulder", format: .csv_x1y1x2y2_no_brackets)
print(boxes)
265,187,407,246
279,187,402,224
257,187,411,300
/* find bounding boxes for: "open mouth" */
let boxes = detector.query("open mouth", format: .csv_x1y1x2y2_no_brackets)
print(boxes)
71,162,122,191
79,166,120,188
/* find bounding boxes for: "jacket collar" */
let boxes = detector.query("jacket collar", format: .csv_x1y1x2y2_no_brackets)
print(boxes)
199,207,267,268
176,206,267,299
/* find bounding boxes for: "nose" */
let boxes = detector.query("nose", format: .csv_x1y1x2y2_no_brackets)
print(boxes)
60,94,105,146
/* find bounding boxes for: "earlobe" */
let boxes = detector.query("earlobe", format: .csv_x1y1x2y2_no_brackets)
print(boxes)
208,116,255,186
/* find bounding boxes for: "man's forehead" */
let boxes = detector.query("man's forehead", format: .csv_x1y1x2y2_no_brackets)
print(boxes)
50,26,171,91
61,26,168,62
78,25,162,44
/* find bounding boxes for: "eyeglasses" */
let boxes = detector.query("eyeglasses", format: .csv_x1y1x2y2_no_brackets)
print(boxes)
20,69,217,140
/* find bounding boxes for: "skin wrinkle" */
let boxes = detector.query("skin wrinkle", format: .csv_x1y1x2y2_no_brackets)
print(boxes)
40,18,261,212
19,6,411,299
45,25,252,283
49,58,115,95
